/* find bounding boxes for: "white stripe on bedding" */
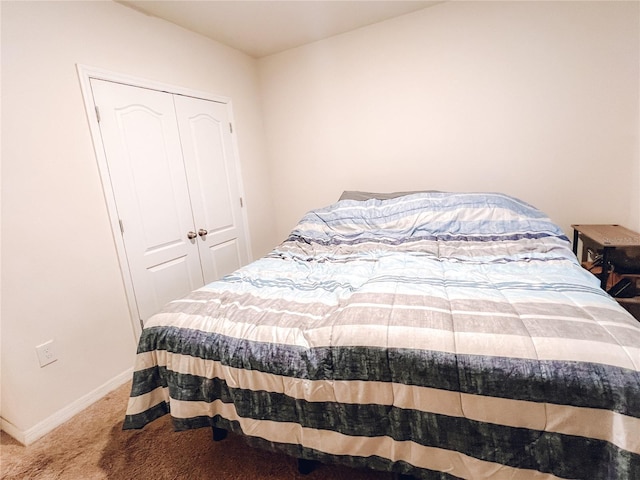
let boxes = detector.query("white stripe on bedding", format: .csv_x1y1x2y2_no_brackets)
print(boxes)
530,336,639,370
312,198,542,223
127,386,168,415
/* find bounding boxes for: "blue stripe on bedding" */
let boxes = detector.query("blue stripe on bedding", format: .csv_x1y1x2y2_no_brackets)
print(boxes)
132,328,640,418
222,273,605,297
287,231,566,248
291,192,568,244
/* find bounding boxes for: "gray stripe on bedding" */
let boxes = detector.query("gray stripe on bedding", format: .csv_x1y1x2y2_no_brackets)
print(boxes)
158,291,637,347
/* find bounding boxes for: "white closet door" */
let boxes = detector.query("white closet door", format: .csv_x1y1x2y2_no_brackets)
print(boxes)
174,95,248,283
90,79,205,321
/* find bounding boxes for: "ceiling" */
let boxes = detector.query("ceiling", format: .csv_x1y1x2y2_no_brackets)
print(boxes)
119,1,442,58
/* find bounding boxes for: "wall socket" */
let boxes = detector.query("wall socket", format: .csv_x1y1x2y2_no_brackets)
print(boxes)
36,340,58,367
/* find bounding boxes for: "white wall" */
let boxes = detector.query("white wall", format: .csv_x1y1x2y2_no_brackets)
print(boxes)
258,1,640,239
1,0,276,442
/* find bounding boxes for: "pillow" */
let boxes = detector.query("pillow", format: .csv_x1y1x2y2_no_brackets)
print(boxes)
339,190,441,201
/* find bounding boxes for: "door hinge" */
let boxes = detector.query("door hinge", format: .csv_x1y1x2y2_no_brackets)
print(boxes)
239,197,244,208
229,122,233,133
139,318,144,329
119,219,124,234
95,106,101,123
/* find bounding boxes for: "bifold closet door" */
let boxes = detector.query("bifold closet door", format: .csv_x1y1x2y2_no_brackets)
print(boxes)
90,79,206,322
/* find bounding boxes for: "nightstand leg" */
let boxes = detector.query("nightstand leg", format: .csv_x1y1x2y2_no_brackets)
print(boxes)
600,247,612,289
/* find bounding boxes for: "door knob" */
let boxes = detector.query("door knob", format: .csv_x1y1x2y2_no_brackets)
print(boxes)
198,228,208,237
187,231,197,240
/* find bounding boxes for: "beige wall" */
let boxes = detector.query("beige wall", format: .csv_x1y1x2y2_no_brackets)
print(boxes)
1,0,276,440
258,1,640,240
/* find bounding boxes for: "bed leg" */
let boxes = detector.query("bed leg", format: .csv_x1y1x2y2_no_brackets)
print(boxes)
297,458,317,475
212,426,228,442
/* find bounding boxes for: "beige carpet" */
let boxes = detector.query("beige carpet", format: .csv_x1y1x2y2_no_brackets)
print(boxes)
1,382,393,479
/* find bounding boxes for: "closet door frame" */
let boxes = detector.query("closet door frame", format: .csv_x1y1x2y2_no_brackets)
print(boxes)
77,64,252,339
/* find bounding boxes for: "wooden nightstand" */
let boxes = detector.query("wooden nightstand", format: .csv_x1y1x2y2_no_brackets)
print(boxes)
572,224,640,320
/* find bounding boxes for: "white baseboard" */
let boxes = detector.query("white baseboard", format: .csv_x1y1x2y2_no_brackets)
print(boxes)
0,368,132,446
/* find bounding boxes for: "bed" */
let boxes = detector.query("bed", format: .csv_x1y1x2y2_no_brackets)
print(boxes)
123,191,640,479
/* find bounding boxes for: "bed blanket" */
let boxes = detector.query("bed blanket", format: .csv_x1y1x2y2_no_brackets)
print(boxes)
124,192,640,480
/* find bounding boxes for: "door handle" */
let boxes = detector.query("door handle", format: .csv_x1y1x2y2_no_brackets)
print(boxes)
198,228,208,237
187,231,197,240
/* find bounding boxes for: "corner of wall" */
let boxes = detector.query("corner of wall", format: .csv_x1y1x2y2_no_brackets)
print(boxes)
0,369,132,446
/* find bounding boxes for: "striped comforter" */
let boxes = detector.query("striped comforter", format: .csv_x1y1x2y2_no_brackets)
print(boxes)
124,192,640,480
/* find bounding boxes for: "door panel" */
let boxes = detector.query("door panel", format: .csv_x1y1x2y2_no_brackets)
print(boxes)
206,239,243,280
174,95,249,284
184,113,234,231
119,108,184,249
147,254,197,308
90,79,205,321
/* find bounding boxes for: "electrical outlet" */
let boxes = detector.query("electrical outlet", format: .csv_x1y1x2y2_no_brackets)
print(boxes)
36,340,58,367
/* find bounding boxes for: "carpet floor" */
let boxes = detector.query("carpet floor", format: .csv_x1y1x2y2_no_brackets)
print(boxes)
1,382,393,479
